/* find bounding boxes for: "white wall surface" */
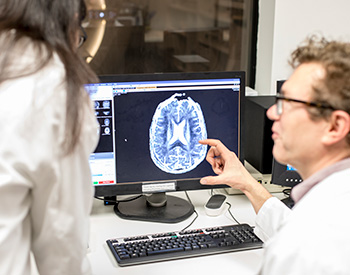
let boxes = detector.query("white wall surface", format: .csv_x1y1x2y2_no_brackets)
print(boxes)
255,0,350,95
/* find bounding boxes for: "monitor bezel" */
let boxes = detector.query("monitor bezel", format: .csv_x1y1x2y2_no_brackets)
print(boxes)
93,71,245,197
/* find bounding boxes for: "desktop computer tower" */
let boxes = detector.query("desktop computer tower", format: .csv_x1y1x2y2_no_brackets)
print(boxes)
244,96,275,174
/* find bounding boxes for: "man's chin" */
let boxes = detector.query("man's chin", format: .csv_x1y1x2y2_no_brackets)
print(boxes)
272,147,289,166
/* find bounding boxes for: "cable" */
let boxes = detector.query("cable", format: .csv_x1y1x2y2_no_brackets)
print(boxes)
117,195,143,203
226,202,241,225
180,191,199,232
282,188,291,197
209,189,241,224
180,210,199,232
94,196,117,204
94,195,142,204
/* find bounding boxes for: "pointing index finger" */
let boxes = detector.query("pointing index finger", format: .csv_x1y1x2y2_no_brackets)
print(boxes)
199,139,220,146
199,139,230,154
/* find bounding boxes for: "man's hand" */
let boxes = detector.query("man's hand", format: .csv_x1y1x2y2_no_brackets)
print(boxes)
199,139,272,214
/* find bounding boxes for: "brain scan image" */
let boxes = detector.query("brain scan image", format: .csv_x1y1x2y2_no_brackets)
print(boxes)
149,93,208,174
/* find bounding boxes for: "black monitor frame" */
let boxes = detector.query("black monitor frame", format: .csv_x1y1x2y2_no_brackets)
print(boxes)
89,71,246,222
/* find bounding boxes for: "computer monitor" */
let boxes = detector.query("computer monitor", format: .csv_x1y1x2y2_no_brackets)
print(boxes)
85,71,245,223
271,159,302,188
271,158,302,208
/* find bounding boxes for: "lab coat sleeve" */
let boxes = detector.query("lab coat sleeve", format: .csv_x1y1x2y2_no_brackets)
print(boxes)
258,174,350,275
254,196,292,242
0,71,47,274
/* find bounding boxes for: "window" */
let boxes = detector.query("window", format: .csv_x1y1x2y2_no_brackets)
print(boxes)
80,0,258,86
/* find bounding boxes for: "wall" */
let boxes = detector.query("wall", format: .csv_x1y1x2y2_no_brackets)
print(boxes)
255,0,350,95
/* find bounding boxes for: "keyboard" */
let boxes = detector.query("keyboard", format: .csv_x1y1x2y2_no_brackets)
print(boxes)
106,223,263,266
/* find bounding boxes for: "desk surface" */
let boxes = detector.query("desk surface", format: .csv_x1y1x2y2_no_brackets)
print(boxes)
88,189,272,275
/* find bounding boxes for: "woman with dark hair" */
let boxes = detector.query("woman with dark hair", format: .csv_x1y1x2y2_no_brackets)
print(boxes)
0,0,98,274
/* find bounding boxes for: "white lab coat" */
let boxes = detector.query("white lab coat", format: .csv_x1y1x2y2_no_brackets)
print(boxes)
0,35,98,274
255,168,350,274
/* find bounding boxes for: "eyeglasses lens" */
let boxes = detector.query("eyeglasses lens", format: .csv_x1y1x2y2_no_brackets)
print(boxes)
276,98,282,116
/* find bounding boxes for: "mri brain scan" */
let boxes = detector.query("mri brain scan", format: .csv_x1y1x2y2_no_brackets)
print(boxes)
149,93,208,174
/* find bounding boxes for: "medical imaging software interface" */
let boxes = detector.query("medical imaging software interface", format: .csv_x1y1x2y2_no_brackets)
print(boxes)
86,76,241,186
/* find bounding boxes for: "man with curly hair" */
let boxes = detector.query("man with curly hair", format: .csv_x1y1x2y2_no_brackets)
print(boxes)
200,36,350,274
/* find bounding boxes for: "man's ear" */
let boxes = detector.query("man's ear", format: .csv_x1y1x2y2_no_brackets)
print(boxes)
321,110,350,145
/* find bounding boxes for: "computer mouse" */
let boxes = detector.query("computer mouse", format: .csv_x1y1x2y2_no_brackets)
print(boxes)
204,194,227,216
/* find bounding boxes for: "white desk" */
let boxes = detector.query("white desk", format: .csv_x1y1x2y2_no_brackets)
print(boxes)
88,189,277,275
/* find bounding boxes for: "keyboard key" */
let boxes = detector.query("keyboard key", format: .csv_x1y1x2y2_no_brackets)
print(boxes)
147,247,184,256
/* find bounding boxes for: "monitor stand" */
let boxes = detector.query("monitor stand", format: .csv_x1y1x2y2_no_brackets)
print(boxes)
114,192,194,223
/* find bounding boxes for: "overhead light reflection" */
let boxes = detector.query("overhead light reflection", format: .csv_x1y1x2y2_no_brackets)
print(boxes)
79,0,107,63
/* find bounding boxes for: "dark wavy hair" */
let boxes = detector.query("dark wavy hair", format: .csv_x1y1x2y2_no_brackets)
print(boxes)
0,0,98,154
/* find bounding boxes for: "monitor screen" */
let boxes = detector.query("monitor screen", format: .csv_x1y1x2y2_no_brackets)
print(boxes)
85,71,245,222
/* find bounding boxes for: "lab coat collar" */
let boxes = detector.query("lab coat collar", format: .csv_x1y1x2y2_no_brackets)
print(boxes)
291,157,350,203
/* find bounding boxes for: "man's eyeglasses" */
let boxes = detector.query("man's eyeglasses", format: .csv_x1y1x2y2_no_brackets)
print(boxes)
275,93,336,116
78,26,87,48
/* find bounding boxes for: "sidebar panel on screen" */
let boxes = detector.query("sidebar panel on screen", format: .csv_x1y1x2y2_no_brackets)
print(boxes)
87,84,116,185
